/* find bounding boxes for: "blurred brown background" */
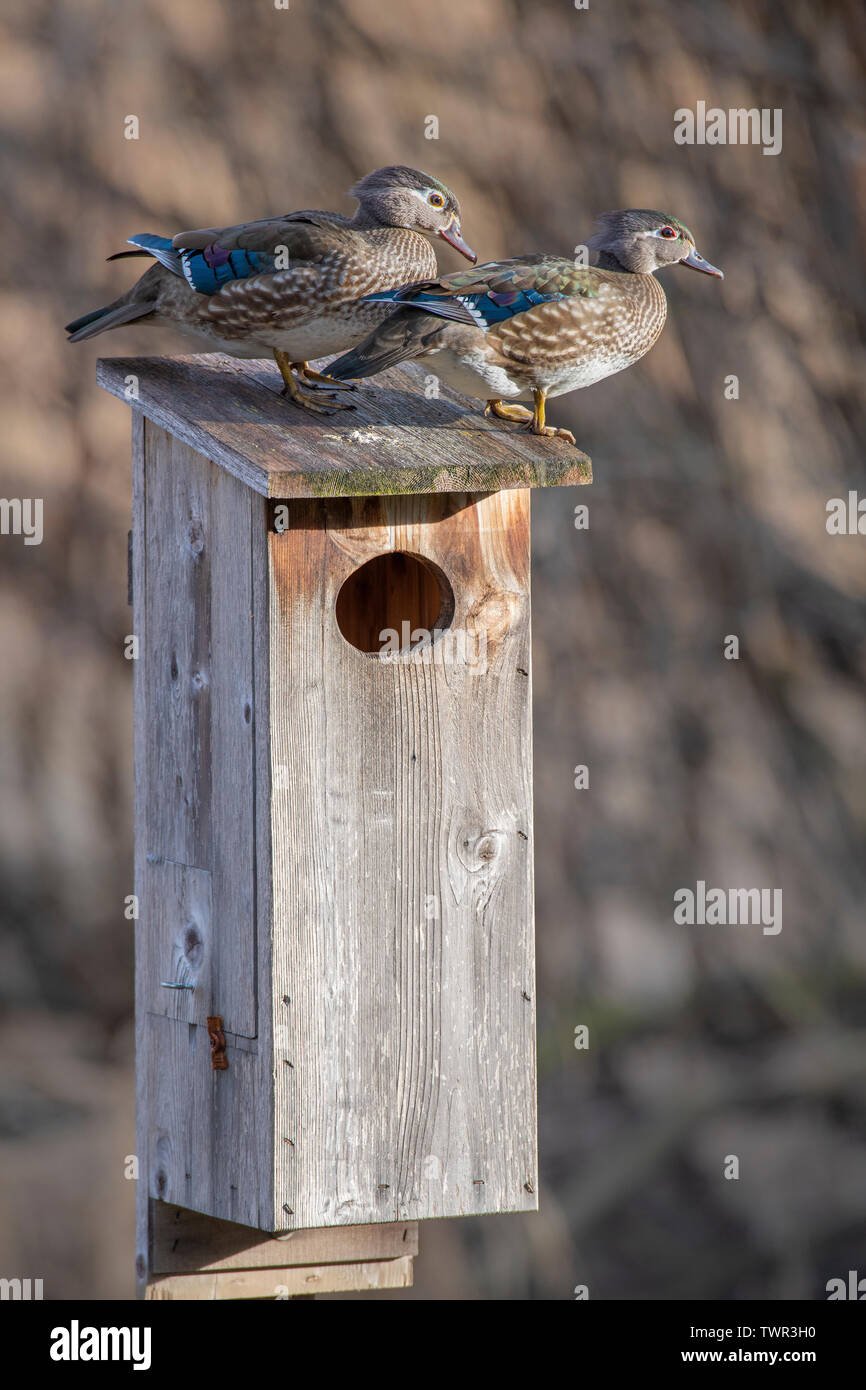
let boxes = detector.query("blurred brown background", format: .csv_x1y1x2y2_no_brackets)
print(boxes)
1,0,865,1299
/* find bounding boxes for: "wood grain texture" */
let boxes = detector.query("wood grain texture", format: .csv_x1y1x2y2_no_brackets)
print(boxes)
152,1204,417,1273
142,424,256,1037
135,421,274,1276
97,353,591,498
143,1014,264,1230
143,424,211,870
143,861,212,1024
132,410,149,1298
209,462,257,1032
250,490,276,1228
146,1257,414,1299
269,490,538,1230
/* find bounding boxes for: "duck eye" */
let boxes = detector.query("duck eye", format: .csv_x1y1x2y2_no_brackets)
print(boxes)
427,191,445,208
659,226,677,238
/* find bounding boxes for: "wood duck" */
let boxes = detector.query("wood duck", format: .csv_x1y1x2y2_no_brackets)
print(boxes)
328,209,723,441
65,166,476,413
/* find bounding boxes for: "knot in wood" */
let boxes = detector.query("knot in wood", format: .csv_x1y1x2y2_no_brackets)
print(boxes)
458,827,505,872
186,518,205,559
183,923,203,970
466,589,521,651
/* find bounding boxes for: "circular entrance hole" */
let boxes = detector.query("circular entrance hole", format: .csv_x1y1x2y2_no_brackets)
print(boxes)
336,552,454,655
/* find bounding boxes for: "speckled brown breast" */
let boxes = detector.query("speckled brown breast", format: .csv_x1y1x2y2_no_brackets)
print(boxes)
488,270,668,383
196,227,437,342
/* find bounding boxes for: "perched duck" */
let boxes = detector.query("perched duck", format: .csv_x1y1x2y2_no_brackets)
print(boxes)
65,165,476,413
328,209,723,441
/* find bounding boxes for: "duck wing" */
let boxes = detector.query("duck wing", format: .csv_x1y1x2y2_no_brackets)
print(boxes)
168,214,358,294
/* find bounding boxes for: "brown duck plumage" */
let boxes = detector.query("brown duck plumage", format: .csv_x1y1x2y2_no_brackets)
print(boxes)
65,165,475,412
329,210,723,442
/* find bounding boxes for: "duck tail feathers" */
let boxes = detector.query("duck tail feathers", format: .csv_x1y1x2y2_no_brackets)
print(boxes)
328,306,448,380
121,234,183,276
65,298,156,342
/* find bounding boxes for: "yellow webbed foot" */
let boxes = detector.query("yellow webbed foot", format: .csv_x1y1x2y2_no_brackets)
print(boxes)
298,362,358,393
522,388,577,446
485,399,533,424
273,351,356,414
524,421,577,445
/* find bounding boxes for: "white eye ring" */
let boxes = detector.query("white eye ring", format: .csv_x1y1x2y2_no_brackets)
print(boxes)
427,191,445,209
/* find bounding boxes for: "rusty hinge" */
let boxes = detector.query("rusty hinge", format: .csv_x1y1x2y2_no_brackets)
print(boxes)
206,1016,229,1071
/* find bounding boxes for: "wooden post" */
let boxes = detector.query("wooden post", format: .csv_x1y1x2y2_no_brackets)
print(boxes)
99,353,591,1298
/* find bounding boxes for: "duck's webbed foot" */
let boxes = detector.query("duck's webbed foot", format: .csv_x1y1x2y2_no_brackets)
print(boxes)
298,362,358,393
273,351,355,414
526,422,576,444
522,388,576,445
485,399,533,424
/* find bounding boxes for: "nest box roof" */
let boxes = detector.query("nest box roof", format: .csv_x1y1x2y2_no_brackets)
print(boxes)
97,353,592,498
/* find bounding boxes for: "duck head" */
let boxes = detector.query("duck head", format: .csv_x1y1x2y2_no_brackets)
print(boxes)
588,209,723,278
350,165,476,262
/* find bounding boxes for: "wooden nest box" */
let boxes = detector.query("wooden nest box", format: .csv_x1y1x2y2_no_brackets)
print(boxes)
98,353,591,1299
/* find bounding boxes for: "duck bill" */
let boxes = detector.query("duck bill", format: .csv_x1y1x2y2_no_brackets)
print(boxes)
681,248,724,279
438,221,477,263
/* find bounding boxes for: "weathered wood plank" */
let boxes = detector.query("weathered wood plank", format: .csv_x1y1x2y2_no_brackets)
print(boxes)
142,425,257,1036
152,1205,418,1272
269,491,538,1230
146,1256,414,1299
136,424,269,1274
144,1015,265,1230
97,354,591,498
251,491,276,1227
143,425,212,869
132,409,150,1299
143,861,212,1024
209,463,257,1037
